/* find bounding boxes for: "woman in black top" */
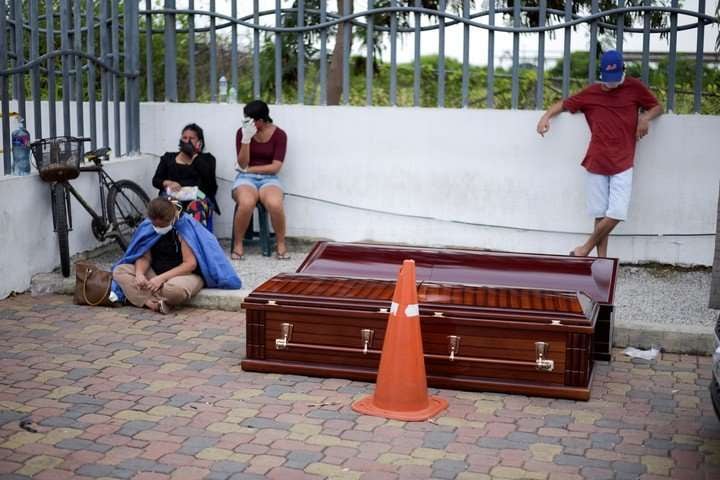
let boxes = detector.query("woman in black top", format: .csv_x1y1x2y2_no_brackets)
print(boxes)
152,123,219,230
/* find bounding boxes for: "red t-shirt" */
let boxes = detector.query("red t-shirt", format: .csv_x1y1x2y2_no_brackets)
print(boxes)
235,126,288,167
562,77,659,175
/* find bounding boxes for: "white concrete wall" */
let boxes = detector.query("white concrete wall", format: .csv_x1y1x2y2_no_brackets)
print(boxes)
140,103,720,266
1,101,718,299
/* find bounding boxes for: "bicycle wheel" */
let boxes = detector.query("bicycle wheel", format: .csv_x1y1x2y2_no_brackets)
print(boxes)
107,180,150,250
51,183,71,277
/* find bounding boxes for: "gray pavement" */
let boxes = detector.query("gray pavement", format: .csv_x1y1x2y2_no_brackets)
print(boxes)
29,239,719,354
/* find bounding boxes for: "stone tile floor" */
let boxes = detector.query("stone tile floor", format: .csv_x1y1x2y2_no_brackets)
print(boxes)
0,293,719,480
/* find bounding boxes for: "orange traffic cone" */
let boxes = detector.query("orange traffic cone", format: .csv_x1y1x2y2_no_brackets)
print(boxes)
352,259,448,421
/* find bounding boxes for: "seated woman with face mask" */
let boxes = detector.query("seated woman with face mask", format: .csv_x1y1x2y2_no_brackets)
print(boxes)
152,123,219,230
112,197,241,314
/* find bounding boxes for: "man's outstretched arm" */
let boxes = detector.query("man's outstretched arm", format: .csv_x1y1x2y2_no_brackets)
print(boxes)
536,100,566,137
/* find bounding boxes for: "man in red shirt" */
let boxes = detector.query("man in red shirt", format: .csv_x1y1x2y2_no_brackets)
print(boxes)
536,50,663,257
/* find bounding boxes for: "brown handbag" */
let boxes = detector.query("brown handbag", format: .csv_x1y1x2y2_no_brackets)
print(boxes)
73,261,114,306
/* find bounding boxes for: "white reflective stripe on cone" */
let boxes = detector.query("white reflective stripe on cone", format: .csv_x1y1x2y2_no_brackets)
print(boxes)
405,304,419,317
390,302,399,315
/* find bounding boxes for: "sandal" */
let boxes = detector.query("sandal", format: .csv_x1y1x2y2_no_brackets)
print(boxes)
275,251,291,260
231,250,245,261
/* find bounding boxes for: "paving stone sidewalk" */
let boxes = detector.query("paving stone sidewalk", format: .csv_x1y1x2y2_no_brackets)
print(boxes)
0,294,719,479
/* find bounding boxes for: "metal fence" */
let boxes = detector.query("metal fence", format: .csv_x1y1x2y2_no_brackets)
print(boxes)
142,1,719,110
2,1,719,174
0,0,141,174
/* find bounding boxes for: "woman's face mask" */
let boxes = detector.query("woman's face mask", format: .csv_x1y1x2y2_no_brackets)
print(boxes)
178,140,196,156
152,223,173,235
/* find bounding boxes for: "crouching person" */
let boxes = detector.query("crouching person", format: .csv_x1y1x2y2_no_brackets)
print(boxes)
112,197,241,313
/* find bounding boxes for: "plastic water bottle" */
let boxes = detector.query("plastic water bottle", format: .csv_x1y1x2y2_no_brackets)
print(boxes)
227,86,237,104
218,75,227,102
11,117,31,176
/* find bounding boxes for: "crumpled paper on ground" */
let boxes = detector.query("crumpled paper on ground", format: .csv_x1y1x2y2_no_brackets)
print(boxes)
623,346,660,360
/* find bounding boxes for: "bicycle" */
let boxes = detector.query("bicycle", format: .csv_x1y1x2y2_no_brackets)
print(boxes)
30,136,150,278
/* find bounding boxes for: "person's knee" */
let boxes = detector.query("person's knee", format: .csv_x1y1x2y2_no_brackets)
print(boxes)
262,197,284,214
161,282,193,305
112,264,133,281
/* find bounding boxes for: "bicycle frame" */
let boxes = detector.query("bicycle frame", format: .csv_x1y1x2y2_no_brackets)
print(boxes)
54,163,126,240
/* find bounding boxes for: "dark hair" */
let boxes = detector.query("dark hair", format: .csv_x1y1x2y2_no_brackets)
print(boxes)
147,197,177,223
243,100,273,123
182,123,204,151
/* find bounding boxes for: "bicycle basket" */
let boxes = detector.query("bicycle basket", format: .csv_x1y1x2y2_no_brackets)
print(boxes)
30,136,84,182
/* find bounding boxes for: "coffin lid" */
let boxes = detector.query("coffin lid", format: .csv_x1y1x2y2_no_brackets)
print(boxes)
296,242,618,305
245,273,597,326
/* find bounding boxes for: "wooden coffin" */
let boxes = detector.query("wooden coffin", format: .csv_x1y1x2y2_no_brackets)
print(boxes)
242,251,614,400
296,242,618,362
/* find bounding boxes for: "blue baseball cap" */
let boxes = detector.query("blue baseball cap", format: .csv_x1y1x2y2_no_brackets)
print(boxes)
600,50,624,83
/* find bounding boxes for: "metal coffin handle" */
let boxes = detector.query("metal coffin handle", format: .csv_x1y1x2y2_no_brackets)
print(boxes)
275,322,293,350
535,341,554,371
448,335,461,361
360,329,375,355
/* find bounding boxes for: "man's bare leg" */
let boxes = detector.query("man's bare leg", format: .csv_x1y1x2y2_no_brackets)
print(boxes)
594,218,610,257
572,217,620,257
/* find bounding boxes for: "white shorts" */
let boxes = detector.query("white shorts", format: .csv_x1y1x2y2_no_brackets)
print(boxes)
586,168,633,221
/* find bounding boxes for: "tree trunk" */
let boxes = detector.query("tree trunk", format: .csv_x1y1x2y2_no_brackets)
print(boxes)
710,181,720,308
327,0,353,105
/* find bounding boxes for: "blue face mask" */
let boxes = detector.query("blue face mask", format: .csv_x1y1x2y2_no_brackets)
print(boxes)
152,224,173,235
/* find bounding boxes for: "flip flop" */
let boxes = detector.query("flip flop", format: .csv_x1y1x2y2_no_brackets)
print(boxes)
231,251,246,261
276,251,291,260
157,299,171,315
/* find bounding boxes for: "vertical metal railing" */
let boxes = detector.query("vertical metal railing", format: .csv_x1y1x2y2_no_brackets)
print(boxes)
4,1,718,173
0,0,140,174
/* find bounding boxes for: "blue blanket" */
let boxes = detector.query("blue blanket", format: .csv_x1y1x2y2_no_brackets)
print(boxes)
112,213,241,301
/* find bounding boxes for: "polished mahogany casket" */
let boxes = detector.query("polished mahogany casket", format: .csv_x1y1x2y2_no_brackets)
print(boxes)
241,242,618,400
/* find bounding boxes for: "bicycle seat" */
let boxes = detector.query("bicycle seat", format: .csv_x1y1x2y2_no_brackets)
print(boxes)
84,147,111,163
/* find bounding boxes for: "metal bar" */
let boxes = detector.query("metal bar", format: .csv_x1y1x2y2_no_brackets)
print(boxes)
129,0,140,152
342,0,350,105
100,0,109,147
667,0,678,111
0,0,10,173
462,0,470,108
562,1,571,97
511,0,520,109
87,0,96,150
61,0,71,136
188,0,195,101
642,0,650,84
164,0,177,102
145,0,153,101
13,0,26,120
694,0,705,113
438,0,446,107
390,0,397,106
413,0,421,107
589,0,598,83
487,0,494,108
46,0,57,138
231,0,238,98
366,0,374,106
111,0,120,153
275,0,282,103
30,0,41,139
210,0,217,102
616,0,624,53
8,0,16,101
253,0,260,99
124,0,131,153
535,0,546,109
319,0,327,105
75,0,84,137
297,0,304,104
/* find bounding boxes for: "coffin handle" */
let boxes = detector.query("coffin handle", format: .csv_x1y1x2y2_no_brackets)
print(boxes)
535,341,554,371
275,323,294,350
360,329,375,355
448,335,461,361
